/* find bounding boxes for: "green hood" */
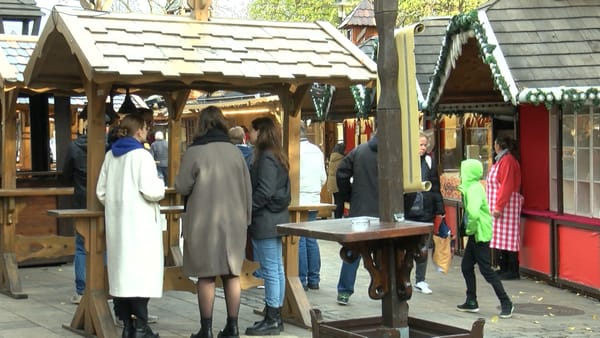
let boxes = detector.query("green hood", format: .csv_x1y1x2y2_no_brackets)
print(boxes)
458,159,483,193
458,159,492,243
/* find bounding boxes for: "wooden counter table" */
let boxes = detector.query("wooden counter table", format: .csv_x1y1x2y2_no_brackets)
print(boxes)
277,217,485,338
0,187,74,299
47,205,193,338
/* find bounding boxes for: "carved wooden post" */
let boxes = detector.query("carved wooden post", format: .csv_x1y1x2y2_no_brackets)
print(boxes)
374,0,408,335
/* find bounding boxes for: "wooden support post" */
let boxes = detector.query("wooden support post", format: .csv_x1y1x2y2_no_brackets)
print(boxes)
0,90,25,299
374,0,407,333
49,210,118,338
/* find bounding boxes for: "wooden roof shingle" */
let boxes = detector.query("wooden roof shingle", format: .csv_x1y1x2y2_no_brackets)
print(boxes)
0,34,36,86
24,7,377,94
484,0,600,89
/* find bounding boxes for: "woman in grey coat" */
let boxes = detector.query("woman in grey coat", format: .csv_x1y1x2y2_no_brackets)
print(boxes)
175,106,252,338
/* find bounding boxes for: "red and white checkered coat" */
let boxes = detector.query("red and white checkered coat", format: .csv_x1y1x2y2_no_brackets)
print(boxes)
486,152,524,251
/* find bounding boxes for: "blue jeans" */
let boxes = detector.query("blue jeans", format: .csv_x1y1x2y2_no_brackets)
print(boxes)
75,233,86,295
252,237,285,307
337,250,361,295
298,211,320,287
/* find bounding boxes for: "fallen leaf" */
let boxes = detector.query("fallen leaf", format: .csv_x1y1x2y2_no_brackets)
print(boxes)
490,315,499,323
533,320,540,324
592,314,598,320
537,296,544,301
568,326,576,331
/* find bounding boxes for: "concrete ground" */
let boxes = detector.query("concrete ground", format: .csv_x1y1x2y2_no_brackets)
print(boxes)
0,240,598,338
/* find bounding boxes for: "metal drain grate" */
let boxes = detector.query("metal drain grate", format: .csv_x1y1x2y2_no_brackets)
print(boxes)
507,303,585,316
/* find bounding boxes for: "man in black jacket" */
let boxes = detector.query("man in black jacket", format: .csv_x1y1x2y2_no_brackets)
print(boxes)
334,135,379,305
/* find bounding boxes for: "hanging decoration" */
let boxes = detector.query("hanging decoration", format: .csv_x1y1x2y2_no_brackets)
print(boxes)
310,83,335,121
118,87,138,115
350,84,374,119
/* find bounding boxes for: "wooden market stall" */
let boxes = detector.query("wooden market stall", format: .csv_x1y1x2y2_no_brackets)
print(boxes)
0,33,79,299
421,0,600,298
23,5,376,337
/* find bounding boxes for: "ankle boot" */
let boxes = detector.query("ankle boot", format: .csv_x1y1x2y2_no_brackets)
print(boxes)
245,305,281,336
252,306,284,330
122,318,134,338
132,316,159,338
191,318,213,338
217,317,239,338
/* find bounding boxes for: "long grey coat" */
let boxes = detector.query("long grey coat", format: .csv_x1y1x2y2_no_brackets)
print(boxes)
175,140,252,278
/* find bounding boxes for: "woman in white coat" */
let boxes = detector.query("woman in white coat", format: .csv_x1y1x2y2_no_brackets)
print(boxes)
96,114,165,338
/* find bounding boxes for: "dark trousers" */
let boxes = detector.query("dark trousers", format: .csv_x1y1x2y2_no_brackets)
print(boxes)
461,236,510,304
113,297,150,322
333,192,345,219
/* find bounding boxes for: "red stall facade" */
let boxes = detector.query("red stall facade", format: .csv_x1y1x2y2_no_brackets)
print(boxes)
420,1,600,298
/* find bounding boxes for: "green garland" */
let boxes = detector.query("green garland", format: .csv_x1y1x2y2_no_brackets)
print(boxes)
524,87,600,112
425,10,512,116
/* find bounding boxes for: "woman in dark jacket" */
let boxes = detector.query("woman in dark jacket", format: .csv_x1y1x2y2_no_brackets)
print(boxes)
245,117,290,336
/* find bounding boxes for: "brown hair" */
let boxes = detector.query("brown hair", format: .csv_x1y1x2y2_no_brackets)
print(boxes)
116,114,145,138
495,135,519,160
251,116,289,171
196,106,229,137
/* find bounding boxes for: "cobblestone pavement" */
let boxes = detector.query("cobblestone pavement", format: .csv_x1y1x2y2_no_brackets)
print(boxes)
0,240,598,337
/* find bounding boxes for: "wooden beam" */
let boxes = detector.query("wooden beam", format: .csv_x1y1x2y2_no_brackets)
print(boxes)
166,89,190,187
1,90,18,189
192,0,212,20
279,86,305,206
82,81,111,211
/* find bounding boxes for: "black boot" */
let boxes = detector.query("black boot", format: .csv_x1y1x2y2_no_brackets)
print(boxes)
132,316,159,338
217,317,239,338
245,305,281,336
191,318,213,338
499,251,520,280
253,307,284,331
122,318,134,338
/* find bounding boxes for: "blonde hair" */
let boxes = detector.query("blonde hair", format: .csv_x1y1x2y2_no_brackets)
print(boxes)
228,126,245,144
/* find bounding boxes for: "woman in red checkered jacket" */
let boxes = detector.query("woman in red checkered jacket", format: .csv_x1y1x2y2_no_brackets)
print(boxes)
486,135,524,280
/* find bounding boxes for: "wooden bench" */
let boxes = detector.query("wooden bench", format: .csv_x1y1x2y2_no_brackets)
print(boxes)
0,187,74,299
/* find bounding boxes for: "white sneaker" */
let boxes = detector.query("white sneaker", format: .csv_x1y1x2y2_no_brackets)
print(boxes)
70,294,82,304
415,281,432,294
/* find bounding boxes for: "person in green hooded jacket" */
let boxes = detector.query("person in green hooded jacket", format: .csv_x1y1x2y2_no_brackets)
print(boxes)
457,159,513,319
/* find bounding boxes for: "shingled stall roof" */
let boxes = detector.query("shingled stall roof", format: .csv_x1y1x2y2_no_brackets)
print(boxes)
24,6,377,96
339,0,375,29
423,0,600,114
0,0,42,20
413,16,451,102
0,34,36,89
